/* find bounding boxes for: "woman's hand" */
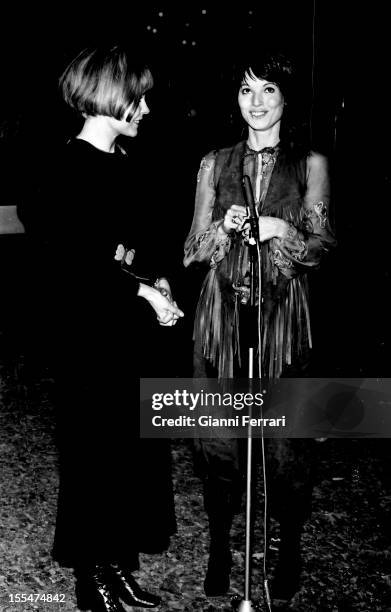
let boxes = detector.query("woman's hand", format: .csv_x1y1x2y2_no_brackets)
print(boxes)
153,278,182,326
138,283,184,326
154,277,173,302
258,216,289,242
221,205,248,234
157,298,182,326
220,208,290,243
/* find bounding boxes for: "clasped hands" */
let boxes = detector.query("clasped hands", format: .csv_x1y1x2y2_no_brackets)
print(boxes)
221,204,289,242
152,277,184,327
115,245,184,327
138,278,184,327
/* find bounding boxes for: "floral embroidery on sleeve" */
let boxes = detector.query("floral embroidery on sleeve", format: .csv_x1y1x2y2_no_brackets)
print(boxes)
272,248,293,270
268,153,336,277
303,201,329,232
281,224,308,260
313,201,328,228
292,239,308,261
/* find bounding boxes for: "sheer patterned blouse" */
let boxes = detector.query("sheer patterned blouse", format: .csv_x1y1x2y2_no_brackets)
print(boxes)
184,142,336,378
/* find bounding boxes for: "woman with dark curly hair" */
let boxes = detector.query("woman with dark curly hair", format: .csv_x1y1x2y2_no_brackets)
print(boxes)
184,50,336,603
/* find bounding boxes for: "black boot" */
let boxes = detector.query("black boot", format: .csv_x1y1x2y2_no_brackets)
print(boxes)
108,563,161,608
266,439,314,603
204,547,232,597
270,521,303,602
203,478,236,597
75,564,126,612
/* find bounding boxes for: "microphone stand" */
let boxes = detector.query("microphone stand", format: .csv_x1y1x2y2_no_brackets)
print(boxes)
232,177,265,612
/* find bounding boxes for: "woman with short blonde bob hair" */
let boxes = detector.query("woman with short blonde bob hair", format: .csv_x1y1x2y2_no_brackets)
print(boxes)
32,44,184,612
60,45,153,122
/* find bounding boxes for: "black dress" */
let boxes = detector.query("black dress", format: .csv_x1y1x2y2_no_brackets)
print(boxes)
21,138,176,568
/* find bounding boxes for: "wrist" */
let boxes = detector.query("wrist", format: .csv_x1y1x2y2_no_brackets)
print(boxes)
279,220,291,239
137,282,153,300
218,221,231,237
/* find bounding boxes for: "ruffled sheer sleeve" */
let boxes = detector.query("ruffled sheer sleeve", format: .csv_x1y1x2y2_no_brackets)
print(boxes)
270,151,336,278
184,152,231,268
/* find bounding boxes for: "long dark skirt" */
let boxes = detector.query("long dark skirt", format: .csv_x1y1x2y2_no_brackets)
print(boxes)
52,312,176,569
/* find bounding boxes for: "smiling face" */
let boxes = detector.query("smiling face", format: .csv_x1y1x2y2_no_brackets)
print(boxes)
238,70,284,136
106,94,150,139
123,94,150,137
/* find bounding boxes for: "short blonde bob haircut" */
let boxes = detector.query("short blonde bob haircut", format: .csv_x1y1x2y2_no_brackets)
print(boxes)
59,45,153,121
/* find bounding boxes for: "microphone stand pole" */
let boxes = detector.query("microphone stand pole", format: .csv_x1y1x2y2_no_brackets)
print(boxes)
233,177,263,612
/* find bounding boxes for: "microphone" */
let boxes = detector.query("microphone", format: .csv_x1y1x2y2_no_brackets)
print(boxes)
242,175,259,242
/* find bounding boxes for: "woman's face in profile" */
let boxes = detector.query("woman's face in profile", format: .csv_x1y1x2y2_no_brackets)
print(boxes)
124,95,150,137
110,94,150,139
238,71,284,134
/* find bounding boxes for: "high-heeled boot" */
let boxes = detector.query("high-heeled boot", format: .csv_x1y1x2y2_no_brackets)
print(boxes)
75,564,126,612
108,563,161,608
203,479,236,597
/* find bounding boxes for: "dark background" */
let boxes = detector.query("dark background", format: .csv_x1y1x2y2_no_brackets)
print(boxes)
0,2,389,379
1,10,391,611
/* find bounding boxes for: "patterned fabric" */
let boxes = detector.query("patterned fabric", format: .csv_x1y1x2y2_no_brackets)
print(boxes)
184,140,336,379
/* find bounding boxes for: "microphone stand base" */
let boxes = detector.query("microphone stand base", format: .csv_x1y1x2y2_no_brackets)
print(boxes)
231,595,264,611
